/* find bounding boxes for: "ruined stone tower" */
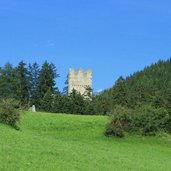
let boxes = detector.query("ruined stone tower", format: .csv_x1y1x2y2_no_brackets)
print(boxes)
68,68,92,96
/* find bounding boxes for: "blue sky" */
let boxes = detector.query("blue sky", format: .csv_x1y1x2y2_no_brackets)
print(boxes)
0,0,171,92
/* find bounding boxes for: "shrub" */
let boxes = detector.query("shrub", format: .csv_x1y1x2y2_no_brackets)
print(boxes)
105,104,171,138
134,105,171,135
105,105,132,138
0,99,20,128
105,119,124,138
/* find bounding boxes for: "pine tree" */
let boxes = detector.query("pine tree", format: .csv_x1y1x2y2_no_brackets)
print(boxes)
37,61,59,109
28,62,40,105
41,88,54,112
69,89,86,114
0,63,17,99
52,91,63,113
62,74,69,95
112,76,128,106
84,86,93,99
16,61,29,106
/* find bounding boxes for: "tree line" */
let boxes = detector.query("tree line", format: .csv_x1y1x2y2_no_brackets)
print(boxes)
95,58,171,137
0,58,171,136
0,61,94,114
1,58,171,116
95,58,171,114
0,61,56,108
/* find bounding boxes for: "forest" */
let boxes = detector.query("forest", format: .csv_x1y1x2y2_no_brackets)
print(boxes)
95,58,171,114
0,59,171,136
1,59,171,114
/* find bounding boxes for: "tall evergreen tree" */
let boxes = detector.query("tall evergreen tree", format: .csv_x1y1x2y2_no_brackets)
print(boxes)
69,89,86,114
84,86,93,99
0,63,17,99
16,61,29,106
62,74,69,95
37,61,59,109
112,76,128,106
28,62,40,105
41,88,54,112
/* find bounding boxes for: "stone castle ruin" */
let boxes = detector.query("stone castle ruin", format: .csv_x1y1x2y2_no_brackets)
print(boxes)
68,68,92,97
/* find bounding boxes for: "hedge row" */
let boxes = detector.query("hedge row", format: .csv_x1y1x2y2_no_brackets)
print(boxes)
105,105,171,138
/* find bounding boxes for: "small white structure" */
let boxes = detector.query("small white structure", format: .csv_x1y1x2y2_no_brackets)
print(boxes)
29,105,36,112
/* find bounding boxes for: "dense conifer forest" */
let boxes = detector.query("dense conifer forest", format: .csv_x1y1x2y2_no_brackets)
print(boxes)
95,58,171,114
0,58,171,115
0,58,171,136
95,58,171,136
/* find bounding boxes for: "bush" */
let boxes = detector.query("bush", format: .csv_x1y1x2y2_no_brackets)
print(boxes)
0,99,20,128
105,104,171,138
105,105,132,138
134,105,171,135
105,119,124,138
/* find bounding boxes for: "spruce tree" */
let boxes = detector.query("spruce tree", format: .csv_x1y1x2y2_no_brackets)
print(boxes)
0,63,17,99
37,61,59,109
112,76,128,106
62,74,69,95
41,88,54,112
28,62,40,105
69,89,86,114
16,61,29,106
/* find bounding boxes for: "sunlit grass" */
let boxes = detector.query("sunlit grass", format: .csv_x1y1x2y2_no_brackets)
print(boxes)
0,112,171,171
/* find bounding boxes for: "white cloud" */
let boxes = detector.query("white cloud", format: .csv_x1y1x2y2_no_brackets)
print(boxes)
96,89,103,93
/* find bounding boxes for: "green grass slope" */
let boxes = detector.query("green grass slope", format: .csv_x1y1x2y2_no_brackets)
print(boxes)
0,112,171,171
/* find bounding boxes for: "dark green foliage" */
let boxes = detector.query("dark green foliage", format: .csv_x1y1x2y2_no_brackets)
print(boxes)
0,63,17,99
84,86,93,99
62,74,69,95
112,77,128,106
28,62,40,106
36,61,59,109
105,105,171,138
94,58,171,114
38,61,58,95
0,61,60,110
92,91,112,115
52,92,66,113
40,88,55,112
134,105,171,135
68,89,86,114
105,121,124,138
105,105,132,137
84,99,95,115
16,61,30,106
0,99,20,128
1,57,171,122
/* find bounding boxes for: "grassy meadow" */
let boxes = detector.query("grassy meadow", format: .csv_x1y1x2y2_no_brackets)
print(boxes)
0,112,171,171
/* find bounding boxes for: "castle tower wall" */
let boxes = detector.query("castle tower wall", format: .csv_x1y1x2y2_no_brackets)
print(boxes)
68,68,92,96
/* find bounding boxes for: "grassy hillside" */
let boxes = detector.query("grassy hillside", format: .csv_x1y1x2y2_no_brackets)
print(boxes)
0,112,171,171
